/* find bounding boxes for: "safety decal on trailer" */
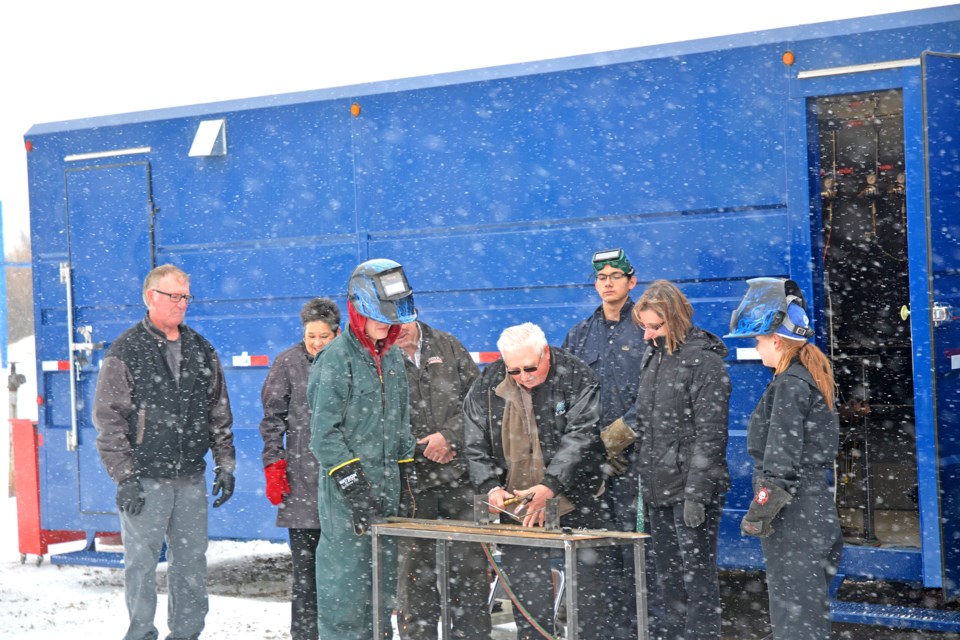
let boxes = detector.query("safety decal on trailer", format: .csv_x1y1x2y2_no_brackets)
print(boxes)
41,360,70,371
232,352,270,367
470,352,501,365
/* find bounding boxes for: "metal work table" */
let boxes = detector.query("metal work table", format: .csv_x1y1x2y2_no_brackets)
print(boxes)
371,517,649,640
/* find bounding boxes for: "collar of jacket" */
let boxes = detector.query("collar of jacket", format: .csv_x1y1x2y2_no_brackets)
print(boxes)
141,314,183,343
593,296,636,325
646,335,667,352
297,340,315,364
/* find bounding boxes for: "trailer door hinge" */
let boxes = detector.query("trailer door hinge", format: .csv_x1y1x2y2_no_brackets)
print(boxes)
933,303,952,327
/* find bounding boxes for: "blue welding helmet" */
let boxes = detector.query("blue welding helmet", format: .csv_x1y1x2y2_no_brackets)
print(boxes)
726,277,814,341
347,259,416,325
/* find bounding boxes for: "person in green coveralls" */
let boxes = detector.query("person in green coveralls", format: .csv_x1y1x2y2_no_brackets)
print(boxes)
308,259,418,640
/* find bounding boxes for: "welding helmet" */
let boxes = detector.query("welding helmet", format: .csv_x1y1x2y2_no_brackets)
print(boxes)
726,277,814,341
592,248,635,277
347,259,416,324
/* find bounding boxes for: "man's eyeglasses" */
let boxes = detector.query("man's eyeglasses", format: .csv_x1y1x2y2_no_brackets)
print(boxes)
506,352,543,376
153,289,194,304
596,273,627,282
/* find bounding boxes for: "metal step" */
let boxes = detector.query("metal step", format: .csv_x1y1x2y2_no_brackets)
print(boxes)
49,549,125,568
832,599,960,632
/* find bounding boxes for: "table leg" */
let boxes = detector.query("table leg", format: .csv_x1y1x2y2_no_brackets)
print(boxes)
372,530,383,639
634,538,649,640
437,538,451,639
564,540,579,640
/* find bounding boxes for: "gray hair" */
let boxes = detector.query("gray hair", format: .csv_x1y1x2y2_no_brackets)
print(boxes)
497,322,548,356
142,264,189,306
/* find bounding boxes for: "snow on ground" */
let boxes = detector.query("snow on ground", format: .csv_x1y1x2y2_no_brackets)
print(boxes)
0,493,294,639
0,489,518,638
0,337,293,638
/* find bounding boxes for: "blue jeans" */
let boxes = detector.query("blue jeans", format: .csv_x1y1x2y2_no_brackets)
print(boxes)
120,476,208,640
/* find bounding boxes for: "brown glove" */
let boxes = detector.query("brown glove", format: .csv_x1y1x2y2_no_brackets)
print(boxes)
600,418,637,477
605,453,630,476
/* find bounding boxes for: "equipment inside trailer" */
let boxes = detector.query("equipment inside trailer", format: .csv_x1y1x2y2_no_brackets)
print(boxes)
812,90,919,549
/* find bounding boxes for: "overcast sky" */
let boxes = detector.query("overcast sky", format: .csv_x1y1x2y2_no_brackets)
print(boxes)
1,1,955,251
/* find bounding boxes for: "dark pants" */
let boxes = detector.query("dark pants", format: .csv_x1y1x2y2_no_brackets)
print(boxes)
761,490,843,640
605,470,665,639
648,499,723,640
500,497,612,640
396,482,491,640
288,528,320,640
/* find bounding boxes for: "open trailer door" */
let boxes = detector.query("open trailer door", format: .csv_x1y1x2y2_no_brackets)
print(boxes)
918,51,960,601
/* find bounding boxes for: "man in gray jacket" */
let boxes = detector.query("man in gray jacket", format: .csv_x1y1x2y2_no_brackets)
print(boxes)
93,263,235,640
394,315,491,639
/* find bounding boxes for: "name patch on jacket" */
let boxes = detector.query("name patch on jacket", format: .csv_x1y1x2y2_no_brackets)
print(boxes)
426,356,444,366
555,401,567,416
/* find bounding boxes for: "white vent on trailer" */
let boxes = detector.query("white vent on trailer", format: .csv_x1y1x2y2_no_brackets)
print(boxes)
189,118,227,157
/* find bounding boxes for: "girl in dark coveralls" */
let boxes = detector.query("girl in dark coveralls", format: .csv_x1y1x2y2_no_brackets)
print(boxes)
726,277,843,640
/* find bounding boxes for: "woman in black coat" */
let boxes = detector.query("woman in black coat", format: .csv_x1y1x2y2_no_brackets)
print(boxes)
632,280,730,640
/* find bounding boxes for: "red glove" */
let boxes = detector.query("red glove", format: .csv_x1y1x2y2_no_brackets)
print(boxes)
264,459,291,506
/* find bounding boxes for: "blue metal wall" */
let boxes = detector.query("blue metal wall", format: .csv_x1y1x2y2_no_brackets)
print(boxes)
22,6,960,585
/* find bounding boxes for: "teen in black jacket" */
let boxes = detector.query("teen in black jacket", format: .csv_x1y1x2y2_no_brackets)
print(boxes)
632,280,730,640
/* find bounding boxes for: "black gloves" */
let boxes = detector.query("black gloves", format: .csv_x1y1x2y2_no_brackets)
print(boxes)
116,476,145,515
398,458,417,518
683,500,706,528
117,470,235,512
741,481,792,538
330,459,383,535
212,467,235,508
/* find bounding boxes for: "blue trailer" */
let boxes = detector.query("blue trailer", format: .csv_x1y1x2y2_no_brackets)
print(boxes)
19,4,960,630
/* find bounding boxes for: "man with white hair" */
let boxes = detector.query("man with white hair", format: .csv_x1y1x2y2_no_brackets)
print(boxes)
463,322,611,640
